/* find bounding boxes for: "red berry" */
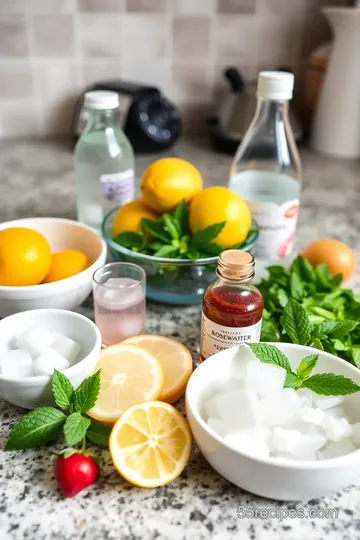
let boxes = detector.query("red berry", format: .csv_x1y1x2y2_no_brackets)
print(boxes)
54,453,99,498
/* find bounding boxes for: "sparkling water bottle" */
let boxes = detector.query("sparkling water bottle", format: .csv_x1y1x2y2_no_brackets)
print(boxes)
228,71,302,262
74,91,135,231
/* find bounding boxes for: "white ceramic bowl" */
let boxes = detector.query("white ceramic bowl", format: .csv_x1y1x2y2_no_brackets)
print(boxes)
186,343,360,501
0,309,101,409
0,217,107,317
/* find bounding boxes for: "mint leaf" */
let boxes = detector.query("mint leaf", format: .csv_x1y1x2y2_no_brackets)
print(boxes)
86,422,112,448
285,371,303,389
52,370,74,411
290,273,304,301
141,218,171,243
302,373,360,396
308,306,336,320
73,370,101,413
352,348,360,369
64,413,91,446
248,343,291,371
113,232,143,249
172,200,189,236
200,243,223,257
315,264,332,289
190,222,226,249
162,214,180,239
260,317,280,342
266,265,288,287
312,338,324,351
296,354,319,379
291,255,315,283
153,245,179,258
314,320,358,339
277,288,289,308
6,408,66,450
283,299,311,345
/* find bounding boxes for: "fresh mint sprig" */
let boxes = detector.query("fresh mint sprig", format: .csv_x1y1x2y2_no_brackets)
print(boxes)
248,342,360,396
5,369,111,451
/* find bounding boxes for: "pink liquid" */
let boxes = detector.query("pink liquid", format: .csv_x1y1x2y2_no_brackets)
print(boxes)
94,277,145,346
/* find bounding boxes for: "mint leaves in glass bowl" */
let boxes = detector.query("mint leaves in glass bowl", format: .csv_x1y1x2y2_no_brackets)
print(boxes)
101,204,258,305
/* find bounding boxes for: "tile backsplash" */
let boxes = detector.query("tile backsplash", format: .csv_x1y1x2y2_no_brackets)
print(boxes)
0,0,350,137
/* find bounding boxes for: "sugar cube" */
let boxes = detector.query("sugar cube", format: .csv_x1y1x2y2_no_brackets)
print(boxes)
292,432,327,458
271,427,300,453
295,407,325,426
217,389,261,431
203,395,221,419
325,406,346,419
17,326,54,358
51,334,81,364
260,388,302,427
319,438,356,459
351,423,360,444
244,360,286,397
313,394,344,410
296,388,313,408
33,348,70,376
230,353,255,381
1,349,33,378
225,428,270,458
322,416,352,442
207,418,228,438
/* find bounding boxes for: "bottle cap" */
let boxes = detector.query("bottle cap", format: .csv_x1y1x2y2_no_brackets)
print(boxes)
217,250,255,281
84,91,119,110
257,71,294,100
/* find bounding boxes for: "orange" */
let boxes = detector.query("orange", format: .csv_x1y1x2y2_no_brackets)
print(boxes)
110,401,192,487
189,186,251,249
43,249,90,283
0,227,51,286
140,158,203,212
112,200,159,237
87,343,164,424
302,239,356,281
123,335,193,404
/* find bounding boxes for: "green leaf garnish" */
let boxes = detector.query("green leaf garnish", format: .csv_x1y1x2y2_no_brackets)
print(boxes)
86,422,112,448
113,231,143,249
64,413,91,446
247,343,291,371
72,370,101,413
283,299,311,345
52,369,74,411
296,354,319,379
5,408,66,450
302,374,360,396
189,222,226,249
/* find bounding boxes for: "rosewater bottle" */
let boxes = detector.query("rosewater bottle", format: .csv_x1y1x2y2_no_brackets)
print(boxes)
228,71,302,262
74,91,135,231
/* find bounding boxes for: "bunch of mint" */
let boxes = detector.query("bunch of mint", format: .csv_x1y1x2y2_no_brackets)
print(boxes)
258,256,360,368
114,199,258,260
5,370,111,451
248,343,360,395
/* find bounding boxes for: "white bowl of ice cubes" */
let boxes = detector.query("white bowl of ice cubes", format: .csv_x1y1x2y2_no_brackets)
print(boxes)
186,342,360,501
0,309,101,409
0,217,107,317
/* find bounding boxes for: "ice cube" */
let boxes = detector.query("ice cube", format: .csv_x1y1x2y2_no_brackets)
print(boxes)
231,352,255,381
1,349,33,378
275,450,317,461
207,418,228,438
313,394,344,410
225,427,270,458
244,360,286,397
291,432,327,458
33,348,70,376
271,427,301,453
351,423,360,444
260,388,302,427
322,416,352,442
217,389,261,430
203,395,221,419
325,406,346,419
297,388,313,408
16,326,54,358
294,407,325,426
51,333,81,364
319,438,356,459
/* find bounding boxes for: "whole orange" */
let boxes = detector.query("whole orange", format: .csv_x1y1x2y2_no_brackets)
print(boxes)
0,227,52,286
43,249,90,283
302,239,356,281
112,200,159,237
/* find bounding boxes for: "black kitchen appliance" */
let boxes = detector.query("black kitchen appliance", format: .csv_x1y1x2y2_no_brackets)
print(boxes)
72,80,182,153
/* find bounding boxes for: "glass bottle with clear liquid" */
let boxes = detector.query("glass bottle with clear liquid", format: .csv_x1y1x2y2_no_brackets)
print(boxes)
74,91,135,231
228,71,302,264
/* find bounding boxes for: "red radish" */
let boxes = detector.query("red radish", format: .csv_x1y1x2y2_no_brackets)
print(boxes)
54,453,99,498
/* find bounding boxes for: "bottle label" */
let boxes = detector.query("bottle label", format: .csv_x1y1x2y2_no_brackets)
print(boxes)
100,169,135,204
201,313,262,360
248,199,300,259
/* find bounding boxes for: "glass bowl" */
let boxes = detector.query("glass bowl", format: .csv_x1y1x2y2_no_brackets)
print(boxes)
102,208,258,305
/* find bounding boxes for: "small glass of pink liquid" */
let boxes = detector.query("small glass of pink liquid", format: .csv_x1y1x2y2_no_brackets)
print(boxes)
92,262,146,346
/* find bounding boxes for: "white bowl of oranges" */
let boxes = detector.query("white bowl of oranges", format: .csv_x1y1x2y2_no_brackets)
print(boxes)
0,217,107,317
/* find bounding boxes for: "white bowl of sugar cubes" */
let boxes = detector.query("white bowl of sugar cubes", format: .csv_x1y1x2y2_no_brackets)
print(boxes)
0,309,101,409
186,342,360,501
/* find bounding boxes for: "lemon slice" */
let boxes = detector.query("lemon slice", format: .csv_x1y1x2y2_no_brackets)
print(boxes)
110,401,192,487
123,335,193,404
88,344,163,424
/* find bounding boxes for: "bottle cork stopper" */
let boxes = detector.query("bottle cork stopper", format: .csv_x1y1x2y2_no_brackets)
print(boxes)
217,250,255,280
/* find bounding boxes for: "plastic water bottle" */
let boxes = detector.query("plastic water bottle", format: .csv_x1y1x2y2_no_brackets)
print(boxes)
228,71,302,266
74,91,135,231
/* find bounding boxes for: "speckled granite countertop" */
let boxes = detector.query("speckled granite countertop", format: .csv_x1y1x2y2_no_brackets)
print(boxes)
0,138,360,540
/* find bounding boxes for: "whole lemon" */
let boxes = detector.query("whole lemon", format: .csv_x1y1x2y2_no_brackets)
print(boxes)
43,249,90,283
112,200,159,237
141,158,203,212
189,187,251,249
302,239,356,281
0,227,52,286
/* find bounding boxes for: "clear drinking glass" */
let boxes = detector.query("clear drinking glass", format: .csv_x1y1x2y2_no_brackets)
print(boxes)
93,262,146,346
